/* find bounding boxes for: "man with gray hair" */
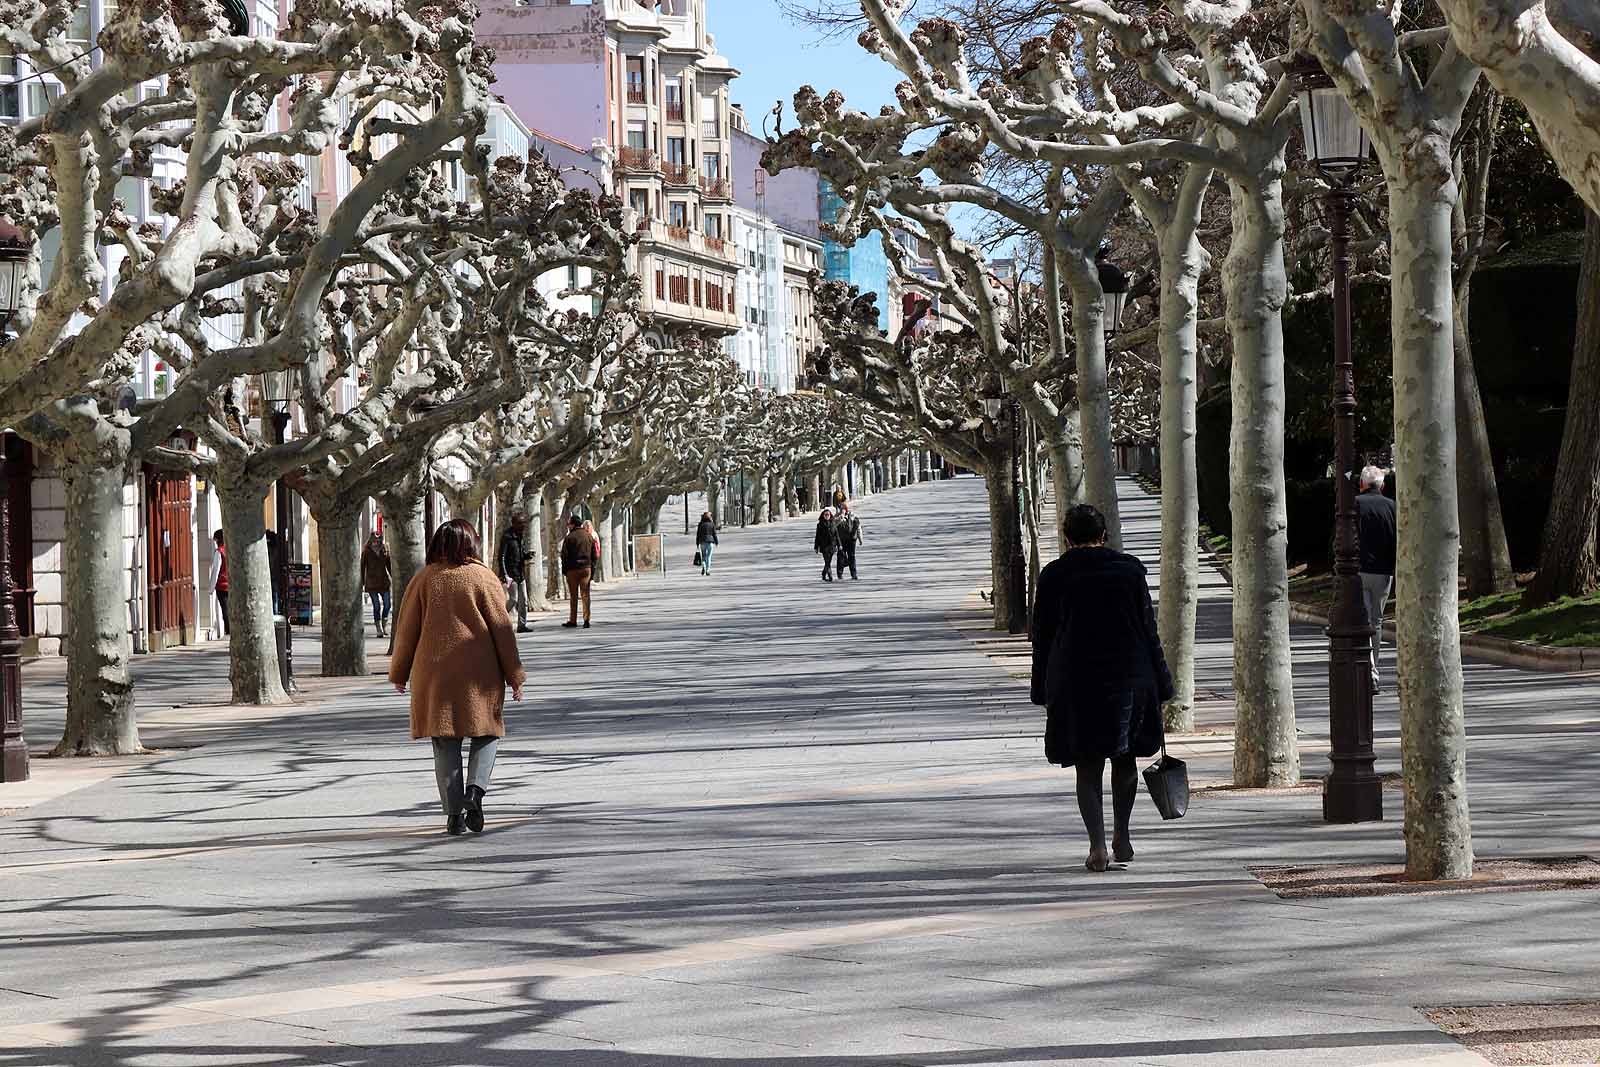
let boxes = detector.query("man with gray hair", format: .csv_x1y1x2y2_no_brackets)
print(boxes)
1355,465,1398,693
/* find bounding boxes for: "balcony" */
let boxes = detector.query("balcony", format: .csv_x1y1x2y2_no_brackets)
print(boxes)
704,234,726,254
637,217,740,265
661,162,695,187
701,120,720,140
666,102,685,123
618,147,658,173
626,87,647,105
700,175,732,200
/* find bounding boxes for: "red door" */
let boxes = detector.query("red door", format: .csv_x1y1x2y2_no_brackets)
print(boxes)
145,468,195,649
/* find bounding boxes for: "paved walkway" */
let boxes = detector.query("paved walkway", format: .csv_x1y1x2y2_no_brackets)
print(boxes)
2,477,1597,1066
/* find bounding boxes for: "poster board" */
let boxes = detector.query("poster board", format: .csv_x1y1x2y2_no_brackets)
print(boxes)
288,562,314,625
632,533,666,575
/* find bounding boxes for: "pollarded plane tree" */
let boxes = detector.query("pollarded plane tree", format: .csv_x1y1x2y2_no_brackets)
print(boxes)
1299,0,1482,881
0,0,497,746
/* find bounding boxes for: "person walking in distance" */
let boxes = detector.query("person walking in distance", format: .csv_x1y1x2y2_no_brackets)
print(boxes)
582,519,603,581
389,519,525,836
1356,465,1398,694
835,503,863,580
561,515,599,628
208,530,229,637
361,529,392,637
695,511,719,575
498,513,534,634
814,507,840,582
1031,504,1174,873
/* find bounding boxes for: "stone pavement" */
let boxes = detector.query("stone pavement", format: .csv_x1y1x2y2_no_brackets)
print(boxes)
1,476,1598,1066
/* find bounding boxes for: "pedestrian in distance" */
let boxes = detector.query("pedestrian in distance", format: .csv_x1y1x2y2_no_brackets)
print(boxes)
695,511,719,575
832,484,847,512
583,518,603,580
499,512,535,633
208,530,229,637
835,503,863,580
361,528,392,637
1030,503,1174,873
1356,465,1398,694
814,507,840,581
388,519,525,836
561,515,600,628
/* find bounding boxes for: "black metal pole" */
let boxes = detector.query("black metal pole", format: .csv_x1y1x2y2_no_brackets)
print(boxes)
684,493,689,535
1007,401,1027,635
739,470,746,528
0,436,28,783
1323,180,1381,823
271,409,297,695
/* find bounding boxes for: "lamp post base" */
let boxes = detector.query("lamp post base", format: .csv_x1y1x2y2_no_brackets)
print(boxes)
1323,770,1384,823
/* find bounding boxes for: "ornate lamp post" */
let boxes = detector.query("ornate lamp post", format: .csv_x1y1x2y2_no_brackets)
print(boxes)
263,370,297,695
1296,55,1381,824
1097,251,1130,340
0,222,29,783
981,375,1027,634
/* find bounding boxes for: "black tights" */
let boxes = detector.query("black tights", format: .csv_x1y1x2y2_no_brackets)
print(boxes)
1075,754,1138,851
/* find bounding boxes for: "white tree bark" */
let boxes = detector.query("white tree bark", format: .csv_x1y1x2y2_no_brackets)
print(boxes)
218,484,289,706
1223,176,1299,787
316,511,365,678
1062,251,1122,548
55,451,140,755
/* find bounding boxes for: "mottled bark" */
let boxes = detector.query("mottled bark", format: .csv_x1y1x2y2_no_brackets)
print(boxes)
1525,208,1600,607
523,484,549,613
54,452,141,755
218,484,289,706
316,511,365,677
1063,252,1122,548
985,464,1022,631
1223,176,1299,787
376,474,426,654
749,472,768,525
1389,176,1472,881
541,485,563,601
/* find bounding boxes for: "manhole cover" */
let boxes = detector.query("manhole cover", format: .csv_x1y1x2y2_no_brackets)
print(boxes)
1251,856,1600,899
1422,1001,1600,1065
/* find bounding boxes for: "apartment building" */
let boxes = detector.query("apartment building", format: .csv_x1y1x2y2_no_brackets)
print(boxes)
477,0,743,346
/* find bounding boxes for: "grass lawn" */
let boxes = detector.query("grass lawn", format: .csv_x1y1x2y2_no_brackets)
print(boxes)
1282,574,1600,649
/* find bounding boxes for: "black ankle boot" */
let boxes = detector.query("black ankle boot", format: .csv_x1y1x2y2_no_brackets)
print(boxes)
463,785,485,833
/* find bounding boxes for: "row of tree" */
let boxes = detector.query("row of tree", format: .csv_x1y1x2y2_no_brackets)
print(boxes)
1,0,915,759
771,0,1600,882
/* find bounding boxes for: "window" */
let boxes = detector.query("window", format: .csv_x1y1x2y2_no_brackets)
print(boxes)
668,201,688,228
704,213,722,239
665,137,686,164
567,265,580,289
665,82,683,122
626,57,645,103
702,153,721,178
669,273,689,304
655,265,665,300
626,125,647,149
693,278,702,306
0,56,19,121
630,190,649,218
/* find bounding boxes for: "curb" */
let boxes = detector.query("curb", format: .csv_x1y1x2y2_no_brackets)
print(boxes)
1286,603,1595,674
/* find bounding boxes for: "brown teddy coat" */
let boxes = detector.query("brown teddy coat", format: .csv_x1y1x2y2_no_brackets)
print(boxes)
388,561,526,740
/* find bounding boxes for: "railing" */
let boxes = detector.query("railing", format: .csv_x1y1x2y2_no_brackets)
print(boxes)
626,87,647,104
700,176,732,199
661,162,694,186
666,102,685,122
618,147,658,172
701,120,719,139
704,234,726,253
665,224,692,242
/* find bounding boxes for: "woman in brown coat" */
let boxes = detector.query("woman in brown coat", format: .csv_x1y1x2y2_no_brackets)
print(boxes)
389,519,526,835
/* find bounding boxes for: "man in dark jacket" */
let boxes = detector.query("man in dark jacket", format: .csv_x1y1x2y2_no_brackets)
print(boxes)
835,504,863,580
1356,465,1398,693
814,508,840,581
1031,504,1174,873
499,513,533,633
560,515,599,628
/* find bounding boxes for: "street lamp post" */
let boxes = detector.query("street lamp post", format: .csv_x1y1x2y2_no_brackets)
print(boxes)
0,222,29,783
1297,56,1382,824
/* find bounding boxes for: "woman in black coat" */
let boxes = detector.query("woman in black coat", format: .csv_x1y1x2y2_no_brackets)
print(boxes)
694,511,719,575
813,508,840,582
1031,504,1174,872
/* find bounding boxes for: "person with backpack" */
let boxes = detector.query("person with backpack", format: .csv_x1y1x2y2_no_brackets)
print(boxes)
835,504,863,580
1030,504,1174,873
361,528,392,637
814,507,840,582
695,511,719,575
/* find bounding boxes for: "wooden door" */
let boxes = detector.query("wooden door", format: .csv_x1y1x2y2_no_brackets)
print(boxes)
1,433,33,638
146,468,195,649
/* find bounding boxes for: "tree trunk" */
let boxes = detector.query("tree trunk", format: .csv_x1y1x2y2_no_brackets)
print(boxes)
1525,208,1600,607
218,483,290,705
316,511,365,677
542,485,563,602
750,473,768,525
1391,175,1472,881
522,482,549,613
984,464,1020,630
1223,177,1299,787
376,475,426,656
1453,280,1516,597
1064,253,1122,548
1157,214,1206,733
54,451,141,755
1044,428,1084,552
609,506,628,577
807,470,822,508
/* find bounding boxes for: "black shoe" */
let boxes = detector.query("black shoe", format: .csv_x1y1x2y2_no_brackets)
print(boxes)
446,809,466,835
463,788,485,833
582,621,591,629
517,625,533,633
562,621,577,628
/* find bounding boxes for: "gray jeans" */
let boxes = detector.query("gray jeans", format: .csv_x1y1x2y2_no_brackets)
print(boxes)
431,736,499,814
506,576,527,627
1360,572,1393,686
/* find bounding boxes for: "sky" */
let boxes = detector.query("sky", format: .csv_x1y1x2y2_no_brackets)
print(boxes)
705,2,903,133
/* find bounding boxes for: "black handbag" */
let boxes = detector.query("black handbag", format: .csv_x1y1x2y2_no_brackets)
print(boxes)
1142,746,1189,820
693,550,702,567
